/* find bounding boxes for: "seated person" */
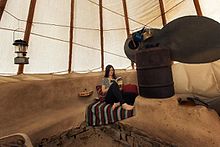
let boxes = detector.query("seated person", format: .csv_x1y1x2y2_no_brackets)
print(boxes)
102,64,134,110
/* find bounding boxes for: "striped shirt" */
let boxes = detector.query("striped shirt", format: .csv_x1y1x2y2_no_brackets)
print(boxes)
102,77,113,88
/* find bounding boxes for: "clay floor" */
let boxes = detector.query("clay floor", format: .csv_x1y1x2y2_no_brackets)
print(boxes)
0,70,220,147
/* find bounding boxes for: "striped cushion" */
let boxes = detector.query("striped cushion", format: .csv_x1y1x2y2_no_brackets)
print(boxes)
96,85,106,102
86,101,135,126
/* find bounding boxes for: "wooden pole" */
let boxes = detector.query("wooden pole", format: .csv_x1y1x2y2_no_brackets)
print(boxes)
99,0,104,71
159,0,167,26
17,0,37,75
0,0,7,21
122,0,130,36
122,0,134,69
193,0,203,16
68,0,75,73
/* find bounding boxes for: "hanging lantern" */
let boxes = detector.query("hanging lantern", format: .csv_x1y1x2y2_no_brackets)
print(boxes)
13,39,29,64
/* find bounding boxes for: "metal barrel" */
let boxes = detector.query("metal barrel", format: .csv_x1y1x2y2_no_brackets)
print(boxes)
136,47,174,98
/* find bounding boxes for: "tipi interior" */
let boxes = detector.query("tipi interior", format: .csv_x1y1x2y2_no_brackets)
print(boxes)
0,0,220,146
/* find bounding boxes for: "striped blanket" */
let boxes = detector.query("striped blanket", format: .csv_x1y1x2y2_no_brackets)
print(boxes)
86,100,135,126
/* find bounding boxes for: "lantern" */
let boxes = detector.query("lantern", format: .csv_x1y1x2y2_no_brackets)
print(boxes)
13,39,29,64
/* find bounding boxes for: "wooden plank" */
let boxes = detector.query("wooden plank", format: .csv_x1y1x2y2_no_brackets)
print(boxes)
68,0,75,73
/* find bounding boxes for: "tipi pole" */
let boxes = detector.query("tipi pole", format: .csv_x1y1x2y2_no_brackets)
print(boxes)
68,0,75,73
159,0,167,26
0,0,7,21
17,0,37,75
122,0,134,69
193,0,203,16
99,0,104,71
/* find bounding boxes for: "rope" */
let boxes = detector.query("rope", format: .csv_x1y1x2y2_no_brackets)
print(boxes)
132,0,186,31
3,0,186,33
88,0,145,26
4,10,125,32
0,27,129,59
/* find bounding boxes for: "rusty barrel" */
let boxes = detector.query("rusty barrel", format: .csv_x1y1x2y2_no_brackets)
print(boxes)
136,47,174,98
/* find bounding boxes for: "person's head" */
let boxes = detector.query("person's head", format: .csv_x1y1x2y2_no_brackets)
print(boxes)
104,65,116,79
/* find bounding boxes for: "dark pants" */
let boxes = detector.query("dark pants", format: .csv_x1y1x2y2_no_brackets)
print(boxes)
105,81,137,105
122,92,137,105
105,81,125,105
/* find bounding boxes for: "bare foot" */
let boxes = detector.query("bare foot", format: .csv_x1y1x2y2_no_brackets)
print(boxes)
112,102,120,110
122,103,134,110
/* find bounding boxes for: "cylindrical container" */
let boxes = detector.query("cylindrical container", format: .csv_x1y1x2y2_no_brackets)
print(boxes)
136,47,174,98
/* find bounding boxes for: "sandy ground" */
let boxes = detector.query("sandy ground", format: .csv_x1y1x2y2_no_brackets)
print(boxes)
122,96,220,147
0,70,137,145
0,71,220,146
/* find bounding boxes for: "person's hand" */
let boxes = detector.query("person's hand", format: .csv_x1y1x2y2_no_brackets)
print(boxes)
103,88,109,93
102,85,109,93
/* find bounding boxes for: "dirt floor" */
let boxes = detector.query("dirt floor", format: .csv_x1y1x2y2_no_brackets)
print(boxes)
36,122,176,147
35,95,220,147
122,96,220,147
0,70,220,146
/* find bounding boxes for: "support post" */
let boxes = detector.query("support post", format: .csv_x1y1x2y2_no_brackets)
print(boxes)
193,0,203,16
0,0,7,21
99,0,104,71
122,0,134,69
68,0,75,73
159,0,167,26
17,0,37,75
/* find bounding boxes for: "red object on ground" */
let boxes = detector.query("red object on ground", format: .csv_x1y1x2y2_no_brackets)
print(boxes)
122,84,138,95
